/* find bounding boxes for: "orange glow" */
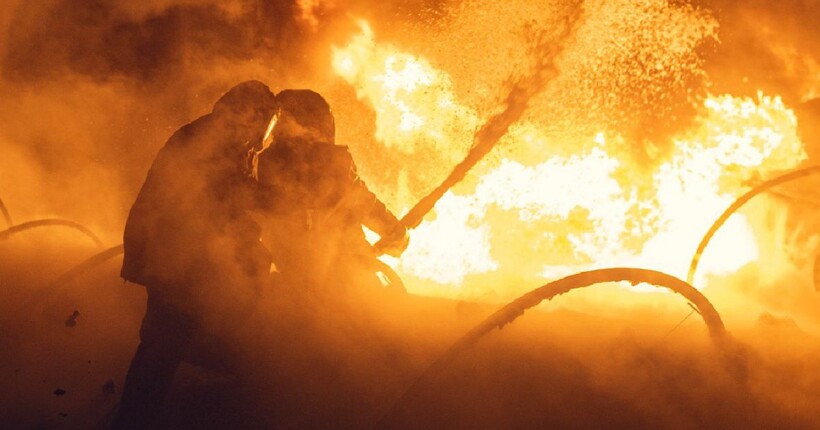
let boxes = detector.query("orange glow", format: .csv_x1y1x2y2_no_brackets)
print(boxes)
262,113,278,151
335,22,806,301
332,21,479,158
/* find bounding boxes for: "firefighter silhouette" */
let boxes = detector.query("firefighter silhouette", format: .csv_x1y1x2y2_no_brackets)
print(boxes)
114,81,277,430
257,89,409,296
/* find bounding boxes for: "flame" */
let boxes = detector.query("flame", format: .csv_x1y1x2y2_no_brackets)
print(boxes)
333,23,806,301
332,21,479,158
295,0,333,31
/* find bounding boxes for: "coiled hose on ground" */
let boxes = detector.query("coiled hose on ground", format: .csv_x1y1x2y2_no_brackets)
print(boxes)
375,267,727,429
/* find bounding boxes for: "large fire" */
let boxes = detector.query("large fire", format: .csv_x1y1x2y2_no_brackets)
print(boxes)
332,21,806,302
5,2,820,429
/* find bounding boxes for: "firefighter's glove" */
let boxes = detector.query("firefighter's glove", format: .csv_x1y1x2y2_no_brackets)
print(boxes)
379,226,410,257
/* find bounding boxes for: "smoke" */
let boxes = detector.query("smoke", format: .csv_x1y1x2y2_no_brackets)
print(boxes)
0,0,287,239
2,0,814,239
0,0,441,240
682,0,820,335
697,0,820,103
2,1,820,429
2,0,301,83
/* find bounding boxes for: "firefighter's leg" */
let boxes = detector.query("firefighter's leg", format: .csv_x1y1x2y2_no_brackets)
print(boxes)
112,294,194,430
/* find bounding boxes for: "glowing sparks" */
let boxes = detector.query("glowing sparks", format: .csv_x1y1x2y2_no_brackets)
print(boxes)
334,22,807,300
332,22,479,155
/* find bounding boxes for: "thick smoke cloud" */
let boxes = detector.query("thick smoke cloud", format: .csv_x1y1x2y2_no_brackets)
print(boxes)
0,0,325,237
2,0,300,83
0,0,448,237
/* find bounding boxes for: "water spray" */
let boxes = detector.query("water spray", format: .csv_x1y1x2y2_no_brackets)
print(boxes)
374,10,583,252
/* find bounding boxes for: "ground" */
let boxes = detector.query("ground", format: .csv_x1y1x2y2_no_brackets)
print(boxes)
1,236,820,430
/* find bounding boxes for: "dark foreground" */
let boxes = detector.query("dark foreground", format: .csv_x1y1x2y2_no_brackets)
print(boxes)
2,241,820,430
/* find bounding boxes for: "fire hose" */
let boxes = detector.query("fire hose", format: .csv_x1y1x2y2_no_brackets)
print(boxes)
375,267,728,430
50,244,124,286
374,12,578,252
0,218,104,247
687,165,820,285
50,55,563,287
0,197,12,227
373,79,547,249
23,244,124,309
367,12,581,294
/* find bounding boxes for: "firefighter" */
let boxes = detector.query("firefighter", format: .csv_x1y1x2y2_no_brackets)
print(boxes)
113,81,277,430
257,89,409,296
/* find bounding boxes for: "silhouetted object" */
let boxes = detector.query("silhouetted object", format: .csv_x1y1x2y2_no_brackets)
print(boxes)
687,165,820,285
53,388,66,396
113,81,277,430
376,268,727,429
0,197,11,226
65,310,80,327
0,219,103,247
258,89,408,294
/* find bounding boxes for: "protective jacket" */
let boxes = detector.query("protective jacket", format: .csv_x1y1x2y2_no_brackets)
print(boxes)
258,141,404,290
122,81,275,305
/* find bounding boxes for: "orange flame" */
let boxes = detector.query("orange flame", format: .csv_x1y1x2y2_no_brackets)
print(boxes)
334,22,806,301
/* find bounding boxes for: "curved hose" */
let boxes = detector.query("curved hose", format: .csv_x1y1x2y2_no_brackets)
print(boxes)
0,218,104,247
687,165,820,284
376,267,726,429
51,244,124,286
0,197,12,227
24,244,124,309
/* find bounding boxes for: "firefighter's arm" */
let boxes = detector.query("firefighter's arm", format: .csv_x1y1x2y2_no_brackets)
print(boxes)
353,178,409,257
334,145,408,256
